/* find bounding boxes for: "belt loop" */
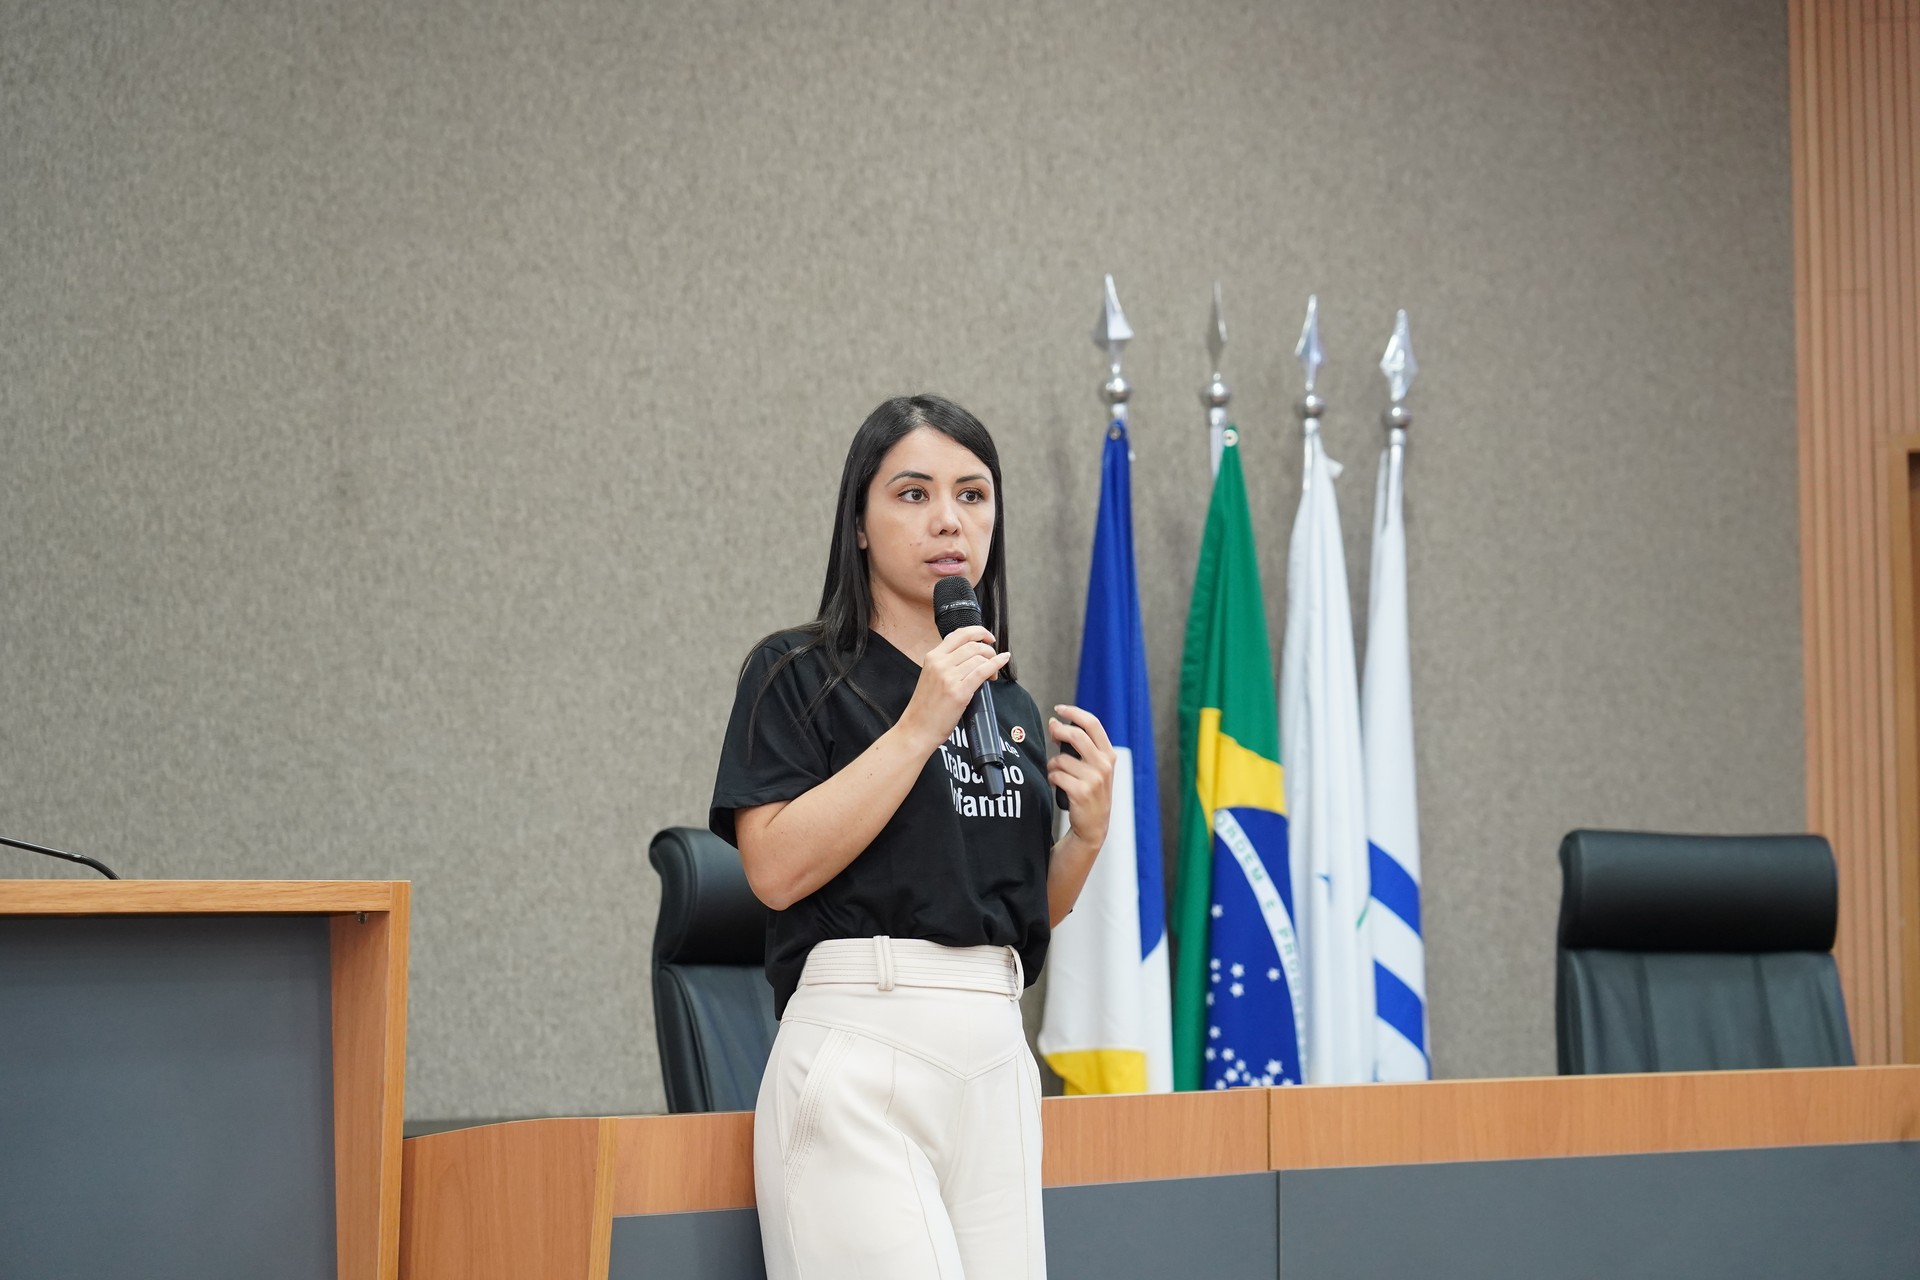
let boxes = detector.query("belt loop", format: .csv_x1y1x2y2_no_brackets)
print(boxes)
874,935,896,992
1007,946,1023,1001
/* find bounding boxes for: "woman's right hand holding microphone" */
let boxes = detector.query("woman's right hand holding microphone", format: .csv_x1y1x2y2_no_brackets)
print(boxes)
897,626,1010,754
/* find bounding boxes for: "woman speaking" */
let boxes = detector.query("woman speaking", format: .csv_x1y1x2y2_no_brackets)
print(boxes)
710,394,1116,1279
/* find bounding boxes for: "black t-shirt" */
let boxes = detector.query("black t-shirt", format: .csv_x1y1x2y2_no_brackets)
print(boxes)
709,629,1054,1018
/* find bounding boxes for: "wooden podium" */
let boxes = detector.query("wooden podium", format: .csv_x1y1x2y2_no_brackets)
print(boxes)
0,881,409,1280
399,1066,1920,1280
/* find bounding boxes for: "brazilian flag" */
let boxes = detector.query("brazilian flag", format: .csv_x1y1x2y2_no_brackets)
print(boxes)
1173,429,1302,1091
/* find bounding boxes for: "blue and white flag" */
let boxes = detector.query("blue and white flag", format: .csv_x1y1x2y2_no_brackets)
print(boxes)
1363,439,1429,1080
1039,419,1173,1093
1279,427,1375,1084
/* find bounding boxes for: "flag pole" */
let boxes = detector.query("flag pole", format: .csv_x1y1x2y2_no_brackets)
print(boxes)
1042,273,1174,1096
1293,295,1327,486
1364,308,1429,1081
1203,283,1231,477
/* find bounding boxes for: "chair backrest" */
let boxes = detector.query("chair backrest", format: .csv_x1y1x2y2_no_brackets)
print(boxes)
649,826,778,1113
1555,829,1854,1074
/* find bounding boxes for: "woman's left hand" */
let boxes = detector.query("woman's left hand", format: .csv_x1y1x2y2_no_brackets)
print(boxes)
1047,704,1116,852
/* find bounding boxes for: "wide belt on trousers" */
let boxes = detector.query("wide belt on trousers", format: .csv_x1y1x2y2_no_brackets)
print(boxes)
800,936,1024,1001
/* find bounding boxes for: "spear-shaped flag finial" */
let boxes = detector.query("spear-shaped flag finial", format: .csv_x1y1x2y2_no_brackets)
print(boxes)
1095,274,1134,412
1207,281,1227,375
1203,282,1234,472
1095,273,1133,362
1294,294,1324,394
1380,309,1417,404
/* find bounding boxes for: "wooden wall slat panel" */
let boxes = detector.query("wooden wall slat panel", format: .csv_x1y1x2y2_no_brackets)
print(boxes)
1870,4,1897,1058
1793,0,1920,1064
1851,0,1875,1051
1876,7,1902,1043
1820,0,1850,1059
1889,0,1904,1028
1906,446,1920,1042
1868,12,1890,1062
1894,438,1920,1049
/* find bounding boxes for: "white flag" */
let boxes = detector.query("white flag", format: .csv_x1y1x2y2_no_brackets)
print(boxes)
1363,442,1430,1080
1279,430,1374,1084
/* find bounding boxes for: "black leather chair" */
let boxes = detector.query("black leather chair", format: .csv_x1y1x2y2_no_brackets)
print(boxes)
1556,829,1854,1074
649,826,779,1113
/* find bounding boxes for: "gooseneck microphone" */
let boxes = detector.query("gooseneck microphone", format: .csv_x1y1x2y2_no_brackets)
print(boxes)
932,575,1008,797
1,833,120,879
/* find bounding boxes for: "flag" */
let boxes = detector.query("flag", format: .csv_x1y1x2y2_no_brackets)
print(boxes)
1363,441,1429,1080
1039,418,1173,1093
1173,428,1302,1091
1279,429,1374,1083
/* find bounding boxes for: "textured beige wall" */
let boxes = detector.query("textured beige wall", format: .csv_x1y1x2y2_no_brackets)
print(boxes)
1,0,1799,1118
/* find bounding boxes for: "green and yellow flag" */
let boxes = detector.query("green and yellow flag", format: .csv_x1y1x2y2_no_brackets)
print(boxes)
1173,431,1300,1091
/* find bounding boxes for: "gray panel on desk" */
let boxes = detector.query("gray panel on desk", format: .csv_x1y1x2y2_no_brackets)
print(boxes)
0,915,338,1280
1046,1173,1278,1280
608,1173,1277,1280
612,1209,767,1280
1276,1141,1920,1280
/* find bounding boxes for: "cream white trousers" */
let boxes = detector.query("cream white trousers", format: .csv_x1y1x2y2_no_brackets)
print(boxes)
754,937,1048,1280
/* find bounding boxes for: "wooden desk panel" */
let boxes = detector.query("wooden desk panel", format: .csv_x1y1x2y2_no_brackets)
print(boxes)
1043,1089,1269,1186
599,1089,1273,1213
333,887,411,1280
608,1089,1272,1211
1269,1066,1920,1169
398,1067,1920,1279
400,1118,615,1280
0,879,399,915
2,879,410,1280
611,1112,756,1215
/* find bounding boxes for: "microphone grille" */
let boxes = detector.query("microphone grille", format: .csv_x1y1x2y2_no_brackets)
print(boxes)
932,575,983,636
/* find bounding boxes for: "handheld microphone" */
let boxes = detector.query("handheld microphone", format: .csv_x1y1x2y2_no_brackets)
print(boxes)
932,576,1007,797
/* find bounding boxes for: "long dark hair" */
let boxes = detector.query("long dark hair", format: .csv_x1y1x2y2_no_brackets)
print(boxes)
747,394,1014,730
